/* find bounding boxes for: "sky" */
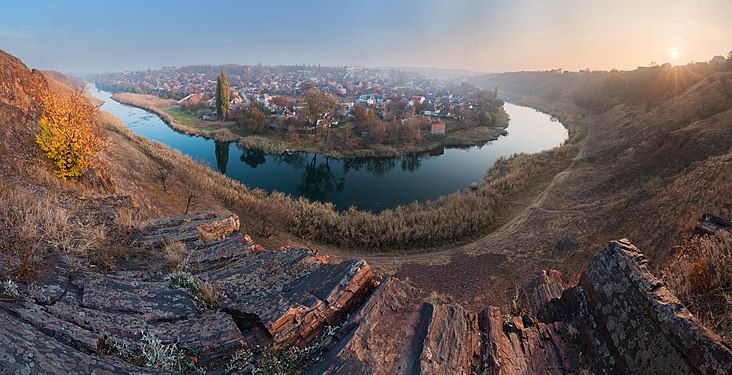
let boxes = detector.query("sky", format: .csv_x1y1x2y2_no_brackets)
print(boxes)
1,0,730,74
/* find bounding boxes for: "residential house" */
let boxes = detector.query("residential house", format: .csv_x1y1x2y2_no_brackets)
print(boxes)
430,122,446,134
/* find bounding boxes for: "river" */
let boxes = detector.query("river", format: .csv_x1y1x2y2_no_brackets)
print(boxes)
90,86,567,211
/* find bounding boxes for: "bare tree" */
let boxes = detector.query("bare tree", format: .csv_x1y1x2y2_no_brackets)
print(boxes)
155,165,171,192
304,88,337,136
177,171,202,214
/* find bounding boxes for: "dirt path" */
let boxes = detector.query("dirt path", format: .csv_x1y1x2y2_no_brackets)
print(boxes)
320,162,574,310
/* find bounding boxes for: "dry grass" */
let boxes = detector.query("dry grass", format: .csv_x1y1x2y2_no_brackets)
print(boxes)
663,230,732,344
101,102,576,251
290,145,576,249
163,242,187,269
0,181,70,280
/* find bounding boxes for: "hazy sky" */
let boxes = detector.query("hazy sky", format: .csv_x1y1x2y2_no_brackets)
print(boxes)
1,0,730,74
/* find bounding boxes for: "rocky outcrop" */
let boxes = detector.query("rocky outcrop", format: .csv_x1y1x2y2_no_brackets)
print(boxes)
0,212,376,373
313,235,732,374
578,239,732,373
697,212,732,235
132,210,240,249
1,212,730,374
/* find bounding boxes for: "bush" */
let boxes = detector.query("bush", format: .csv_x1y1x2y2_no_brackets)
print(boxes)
663,230,732,339
35,93,103,179
664,230,732,303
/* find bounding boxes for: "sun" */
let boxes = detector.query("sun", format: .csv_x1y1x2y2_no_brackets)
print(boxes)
669,48,680,59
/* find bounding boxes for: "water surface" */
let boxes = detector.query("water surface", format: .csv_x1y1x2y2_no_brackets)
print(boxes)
91,86,567,210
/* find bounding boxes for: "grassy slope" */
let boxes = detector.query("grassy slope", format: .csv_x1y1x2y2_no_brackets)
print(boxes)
385,70,732,310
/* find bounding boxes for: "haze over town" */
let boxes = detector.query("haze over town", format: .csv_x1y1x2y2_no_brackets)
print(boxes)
2,0,731,74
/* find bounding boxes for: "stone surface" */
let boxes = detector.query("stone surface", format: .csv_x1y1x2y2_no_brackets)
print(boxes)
514,269,567,316
0,212,378,373
206,248,375,348
309,278,428,375
2,211,731,374
478,306,583,374
185,233,252,272
132,210,239,249
0,312,145,374
81,274,198,321
697,212,732,235
419,303,481,374
579,239,732,374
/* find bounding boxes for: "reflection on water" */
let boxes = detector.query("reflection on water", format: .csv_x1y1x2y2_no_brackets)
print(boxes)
296,155,345,202
91,85,567,211
241,148,266,169
214,141,230,174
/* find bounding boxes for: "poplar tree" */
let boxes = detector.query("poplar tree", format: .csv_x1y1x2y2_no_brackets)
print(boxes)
216,69,230,120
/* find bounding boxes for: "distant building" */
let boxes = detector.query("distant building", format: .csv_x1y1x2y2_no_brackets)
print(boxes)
711,55,727,65
356,94,376,105
431,122,446,134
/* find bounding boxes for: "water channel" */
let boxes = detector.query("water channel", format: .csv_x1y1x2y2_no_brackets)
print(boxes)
91,86,567,211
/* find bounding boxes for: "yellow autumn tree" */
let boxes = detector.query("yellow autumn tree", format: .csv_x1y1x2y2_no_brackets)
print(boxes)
35,93,103,179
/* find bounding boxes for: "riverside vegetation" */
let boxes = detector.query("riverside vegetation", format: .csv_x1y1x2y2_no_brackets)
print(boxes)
100,106,575,250
110,86,509,159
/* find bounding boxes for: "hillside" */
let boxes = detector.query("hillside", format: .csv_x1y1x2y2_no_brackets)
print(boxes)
476,66,732,262
368,64,732,312
1,50,732,373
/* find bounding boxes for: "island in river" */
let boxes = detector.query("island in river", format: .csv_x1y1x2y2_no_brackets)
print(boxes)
109,91,509,159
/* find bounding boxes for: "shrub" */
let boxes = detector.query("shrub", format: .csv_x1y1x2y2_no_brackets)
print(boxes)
664,230,732,302
663,229,732,338
35,93,103,179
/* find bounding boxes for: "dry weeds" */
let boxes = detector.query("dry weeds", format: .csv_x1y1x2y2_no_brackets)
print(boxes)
663,230,732,344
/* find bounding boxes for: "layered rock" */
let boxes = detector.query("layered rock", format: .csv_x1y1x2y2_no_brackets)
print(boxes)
1,212,730,374
312,234,732,374
132,210,240,249
0,212,376,373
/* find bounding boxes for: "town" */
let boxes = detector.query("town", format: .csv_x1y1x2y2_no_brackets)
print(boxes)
95,64,506,157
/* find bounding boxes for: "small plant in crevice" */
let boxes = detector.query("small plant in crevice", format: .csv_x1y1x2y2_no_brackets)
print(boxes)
1,279,20,299
223,348,254,374
169,272,198,292
103,333,206,374
222,324,340,374
168,272,220,310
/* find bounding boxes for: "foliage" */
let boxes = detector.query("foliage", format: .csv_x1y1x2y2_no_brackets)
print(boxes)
663,230,732,341
304,88,336,125
35,93,103,179
169,272,219,310
239,102,268,134
216,69,230,120
105,332,206,374
223,325,338,374
1,279,19,298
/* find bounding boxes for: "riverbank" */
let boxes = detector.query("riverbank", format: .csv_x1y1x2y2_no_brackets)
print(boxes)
111,92,240,142
110,91,509,159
